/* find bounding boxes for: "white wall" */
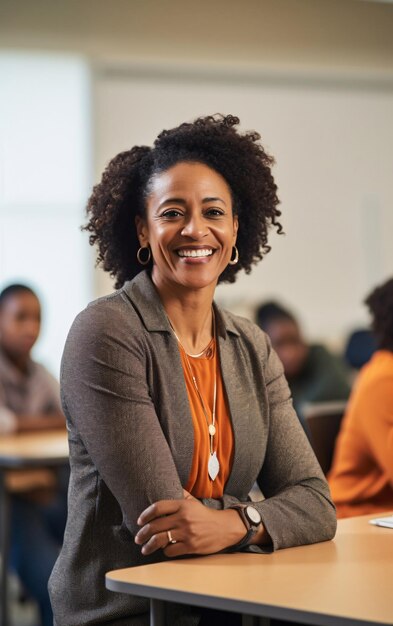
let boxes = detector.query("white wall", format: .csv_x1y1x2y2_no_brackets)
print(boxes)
0,53,93,376
93,66,393,346
1,0,393,72
2,1,393,349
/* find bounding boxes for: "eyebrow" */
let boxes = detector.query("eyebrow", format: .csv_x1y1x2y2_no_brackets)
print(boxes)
203,197,226,205
157,196,226,209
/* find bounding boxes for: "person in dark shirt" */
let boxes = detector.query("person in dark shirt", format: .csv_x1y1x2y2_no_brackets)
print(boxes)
256,301,350,426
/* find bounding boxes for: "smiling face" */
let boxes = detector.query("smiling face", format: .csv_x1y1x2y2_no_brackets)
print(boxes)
136,161,238,295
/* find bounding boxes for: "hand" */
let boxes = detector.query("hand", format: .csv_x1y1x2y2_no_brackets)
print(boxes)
182,488,196,501
135,497,246,558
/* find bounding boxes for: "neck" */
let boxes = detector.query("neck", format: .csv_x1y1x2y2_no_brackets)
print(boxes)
152,275,216,355
1,346,29,373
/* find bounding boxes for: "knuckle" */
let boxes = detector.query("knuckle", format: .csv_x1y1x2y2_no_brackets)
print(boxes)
181,507,193,524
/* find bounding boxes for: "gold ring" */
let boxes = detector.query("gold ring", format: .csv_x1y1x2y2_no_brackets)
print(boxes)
167,530,177,545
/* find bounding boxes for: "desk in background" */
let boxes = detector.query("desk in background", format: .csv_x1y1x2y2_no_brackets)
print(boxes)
0,430,69,626
106,513,393,626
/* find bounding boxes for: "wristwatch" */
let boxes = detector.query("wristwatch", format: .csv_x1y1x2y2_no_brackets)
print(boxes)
229,505,262,551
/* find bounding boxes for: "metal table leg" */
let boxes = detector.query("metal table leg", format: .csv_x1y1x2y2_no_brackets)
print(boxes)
242,617,270,626
0,470,10,626
150,598,165,626
242,616,257,626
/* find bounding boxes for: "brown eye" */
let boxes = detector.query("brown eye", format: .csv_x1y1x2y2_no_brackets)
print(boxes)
205,208,224,217
161,209,183,218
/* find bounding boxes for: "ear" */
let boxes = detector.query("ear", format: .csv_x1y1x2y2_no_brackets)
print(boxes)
135,216,149,247
232,215,239,244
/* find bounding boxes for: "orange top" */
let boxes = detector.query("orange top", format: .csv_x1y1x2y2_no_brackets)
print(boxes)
328,350,393,518
178,339,234,499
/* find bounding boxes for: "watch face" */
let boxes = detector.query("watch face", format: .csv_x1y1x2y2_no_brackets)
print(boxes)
245,505,261,525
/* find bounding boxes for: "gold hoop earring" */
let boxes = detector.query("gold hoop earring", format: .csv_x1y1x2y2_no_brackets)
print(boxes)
137,245,151,265
228,245,239,266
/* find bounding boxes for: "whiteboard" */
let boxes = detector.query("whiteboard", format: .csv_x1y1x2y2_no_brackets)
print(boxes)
93,66,393,345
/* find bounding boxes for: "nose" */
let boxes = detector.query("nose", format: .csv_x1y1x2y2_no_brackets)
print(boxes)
180,213,208,239
24,318,40,339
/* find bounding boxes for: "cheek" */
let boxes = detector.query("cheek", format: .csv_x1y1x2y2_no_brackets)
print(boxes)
150,229,170,251
0,323,18,343
11,321,24,336
214,223,237,242
147,227,176,261
31,321,41,337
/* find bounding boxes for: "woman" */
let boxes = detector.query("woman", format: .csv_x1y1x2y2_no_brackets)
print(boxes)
329,277,393,518
49,115,336,626
0,284,67,626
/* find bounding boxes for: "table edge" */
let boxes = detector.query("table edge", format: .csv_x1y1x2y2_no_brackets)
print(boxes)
0,456,69,468
105,574,392,626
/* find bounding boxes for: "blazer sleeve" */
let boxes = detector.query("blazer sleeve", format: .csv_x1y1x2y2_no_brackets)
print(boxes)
204,334,337,552
252,338,337,550
61,303,183,536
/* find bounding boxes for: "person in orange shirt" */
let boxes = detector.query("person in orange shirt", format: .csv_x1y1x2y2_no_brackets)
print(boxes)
329,277,393,518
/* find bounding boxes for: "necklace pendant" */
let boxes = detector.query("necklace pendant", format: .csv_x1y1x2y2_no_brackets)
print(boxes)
208,451,220,481
208,424,216,436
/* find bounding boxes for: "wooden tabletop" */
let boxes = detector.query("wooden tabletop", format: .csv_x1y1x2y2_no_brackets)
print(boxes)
0,429,69,468
106,513,393,626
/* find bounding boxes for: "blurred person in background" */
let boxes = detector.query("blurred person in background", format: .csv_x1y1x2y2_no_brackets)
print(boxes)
329,277,393,518
0,283,68,626
256,301,350,428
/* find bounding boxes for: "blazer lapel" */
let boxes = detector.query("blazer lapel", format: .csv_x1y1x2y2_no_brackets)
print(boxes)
123,272,194,485
217,332,251,497
154,332,195,486
123,272,265,496
216,307,267,498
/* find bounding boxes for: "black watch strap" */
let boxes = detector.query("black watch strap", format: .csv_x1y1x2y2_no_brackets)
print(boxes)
228,505,261,552
227,528,255,552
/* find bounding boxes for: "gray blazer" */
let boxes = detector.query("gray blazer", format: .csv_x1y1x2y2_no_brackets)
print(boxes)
49,271,336,626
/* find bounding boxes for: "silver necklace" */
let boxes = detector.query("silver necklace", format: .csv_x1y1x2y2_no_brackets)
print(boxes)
169,313,220,481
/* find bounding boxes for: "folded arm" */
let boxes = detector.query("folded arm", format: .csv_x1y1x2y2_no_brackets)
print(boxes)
137,335,336,554
61,305,184,537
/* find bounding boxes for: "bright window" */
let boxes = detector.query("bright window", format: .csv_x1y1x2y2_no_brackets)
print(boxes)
0,52,92,377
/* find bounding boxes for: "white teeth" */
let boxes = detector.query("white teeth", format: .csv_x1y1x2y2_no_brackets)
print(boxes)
177,249,213,258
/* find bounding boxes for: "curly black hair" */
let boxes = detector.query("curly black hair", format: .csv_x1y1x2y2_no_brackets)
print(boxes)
365,277,393,352
84,114,282,289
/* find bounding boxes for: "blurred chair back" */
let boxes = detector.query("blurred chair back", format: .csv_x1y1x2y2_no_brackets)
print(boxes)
303,401,347,475
344,329,376,370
